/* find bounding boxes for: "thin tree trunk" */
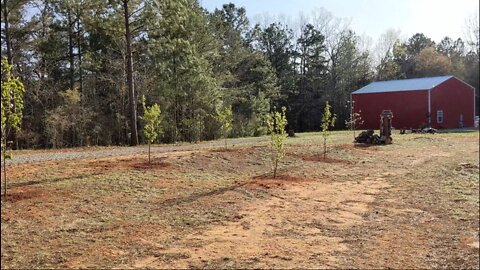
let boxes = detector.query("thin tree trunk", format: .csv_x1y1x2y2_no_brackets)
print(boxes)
173,52,178,143
77,9,83,93
123,0,139,146
323,138,326,159
67,7,75,90
2,0,13,66
274,159,278,178
3,153,7,197
190,96,193,142
3,1,19,150
148,142,151,165
122,53,128,145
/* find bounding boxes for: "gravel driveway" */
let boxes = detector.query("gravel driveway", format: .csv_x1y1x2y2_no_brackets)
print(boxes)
4,137,269,165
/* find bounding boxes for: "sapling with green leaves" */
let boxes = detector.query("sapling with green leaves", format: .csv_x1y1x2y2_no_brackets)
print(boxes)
266,106,288,178
1,59,25,197
218,105,233,148
321,101,337,159
141,96,162,165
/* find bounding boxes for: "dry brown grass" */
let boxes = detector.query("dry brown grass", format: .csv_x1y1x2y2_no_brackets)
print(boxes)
1,131,479,268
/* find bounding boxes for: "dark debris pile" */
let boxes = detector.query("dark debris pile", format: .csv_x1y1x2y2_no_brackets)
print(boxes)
354,129,382,144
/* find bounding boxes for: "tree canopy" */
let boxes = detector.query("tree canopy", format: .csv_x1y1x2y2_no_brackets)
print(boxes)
1,1,478,149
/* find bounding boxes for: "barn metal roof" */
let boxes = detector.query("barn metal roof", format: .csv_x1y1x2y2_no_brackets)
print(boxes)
352,76,453,94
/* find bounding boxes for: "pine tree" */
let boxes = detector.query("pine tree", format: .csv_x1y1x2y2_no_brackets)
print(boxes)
149,0,220,142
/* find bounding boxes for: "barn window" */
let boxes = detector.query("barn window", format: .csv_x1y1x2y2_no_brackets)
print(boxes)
437,110,444,123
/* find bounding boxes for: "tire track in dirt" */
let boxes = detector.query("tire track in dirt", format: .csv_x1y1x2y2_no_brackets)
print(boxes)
339,142,479,269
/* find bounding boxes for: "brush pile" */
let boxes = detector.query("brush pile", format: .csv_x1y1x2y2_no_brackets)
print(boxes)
355,129,382,144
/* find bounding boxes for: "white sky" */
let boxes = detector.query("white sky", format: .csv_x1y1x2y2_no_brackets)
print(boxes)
201,0,479,43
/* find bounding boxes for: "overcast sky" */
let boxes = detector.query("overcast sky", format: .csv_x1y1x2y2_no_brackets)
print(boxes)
200,0,479,43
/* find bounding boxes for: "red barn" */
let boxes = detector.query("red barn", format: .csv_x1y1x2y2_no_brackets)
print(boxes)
351,76,476,129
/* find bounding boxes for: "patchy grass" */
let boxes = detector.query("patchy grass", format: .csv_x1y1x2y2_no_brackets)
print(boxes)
1,130,479,268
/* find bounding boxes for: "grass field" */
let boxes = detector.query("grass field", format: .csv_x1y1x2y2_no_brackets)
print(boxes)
1,131,479,268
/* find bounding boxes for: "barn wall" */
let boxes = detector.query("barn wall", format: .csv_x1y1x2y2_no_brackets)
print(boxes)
431,77,475,128
352,90,429,130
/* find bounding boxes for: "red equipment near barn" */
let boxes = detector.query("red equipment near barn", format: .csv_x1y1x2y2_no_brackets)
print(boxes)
351,76,476,129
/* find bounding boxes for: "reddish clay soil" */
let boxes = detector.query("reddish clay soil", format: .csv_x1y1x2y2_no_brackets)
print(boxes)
1,132,479,269
287,152,352,164
87,157,172,171
338,143,380,152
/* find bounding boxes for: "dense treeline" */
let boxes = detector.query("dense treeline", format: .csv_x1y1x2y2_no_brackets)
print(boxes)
1,0,479,148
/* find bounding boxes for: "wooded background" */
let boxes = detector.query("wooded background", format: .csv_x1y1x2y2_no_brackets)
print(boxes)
2,0,479,148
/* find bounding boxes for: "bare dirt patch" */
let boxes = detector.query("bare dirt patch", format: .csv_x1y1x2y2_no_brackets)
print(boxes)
2,187,45,203
1,131,479,268
338,143,380,152
208,147,255,154
288,152,351,164
153,178,391,269
87,157,172,171
2,185,69,205
250,173,309,182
